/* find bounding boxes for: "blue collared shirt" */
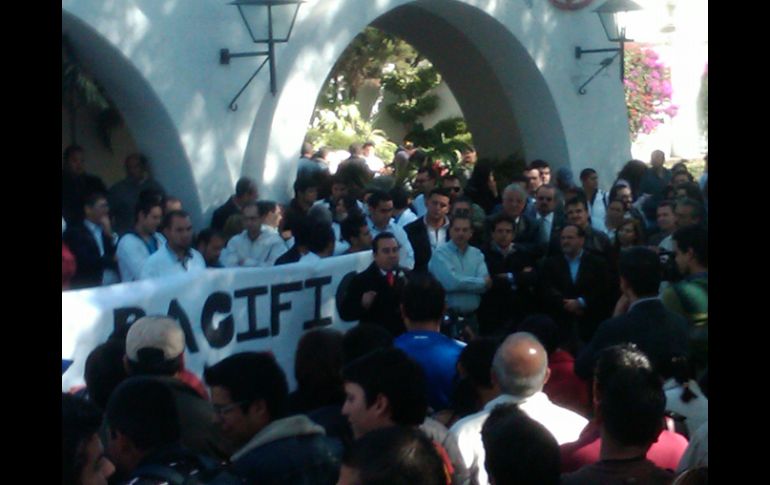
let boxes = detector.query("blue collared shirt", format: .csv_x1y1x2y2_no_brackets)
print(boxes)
428,240,489,314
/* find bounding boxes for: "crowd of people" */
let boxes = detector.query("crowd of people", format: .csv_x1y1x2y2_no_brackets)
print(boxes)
63,142,708,484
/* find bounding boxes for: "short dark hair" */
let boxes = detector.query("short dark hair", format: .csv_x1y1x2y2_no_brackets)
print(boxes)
342,324,394,366
341,214,368,243
579,168,597,180
458,337,500,389
372,232,397,253
342,426,446,485
367,189,392,208
84,192,107,208
481,403,561,485
62,393,104,485
619,247,662,297
307,222,335,254
490,213,516,232
417,165,437,180
341,348,428,426
294,328,345,407
294,175,318,195
672,224,707,267
204,352,289,419
564,196,588,211
561,223,586,238
428,187,452,200
256,200,278,217
518,314,559,356
594,344,652,394
63,144,83,162
195,228,225,248
105,377,181,451
134,197,163,223
449,213,473,230
390,186,411,210
600,366,665,447
301,141,314,156
657,199,676,212
85,339,129,410
529,159,550,171
162,210,190,230
401,273,445,322
235,177,257,197
675,198,705,224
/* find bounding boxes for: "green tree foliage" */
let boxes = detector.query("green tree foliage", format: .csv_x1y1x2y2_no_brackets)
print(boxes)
306,103,397,162
62,35,122,151
382,61,441,130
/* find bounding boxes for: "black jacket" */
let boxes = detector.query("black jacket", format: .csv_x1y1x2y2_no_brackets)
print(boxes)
537,251,612,343
404,217,434,274
575,299,690,380
63,222,118,288
211,197,240,231
478,243,538,335
338,262,409,337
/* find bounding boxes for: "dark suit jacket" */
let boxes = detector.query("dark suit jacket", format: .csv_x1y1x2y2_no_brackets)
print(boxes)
547,225,613,263
537,251,612,343
62,171,107,225
575,299,690,380
63,223,118,289
404,217,432,273
338,262,409,337
478,243,538,335
211,197,240,231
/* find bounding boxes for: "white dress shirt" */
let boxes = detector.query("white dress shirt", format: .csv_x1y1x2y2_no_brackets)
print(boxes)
221,229,288,267
425,216,450,250
140,244,206,280
116,232,166,282
450,392,587,485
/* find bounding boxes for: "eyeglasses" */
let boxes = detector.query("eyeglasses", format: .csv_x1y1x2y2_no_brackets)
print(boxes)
213,401,246,416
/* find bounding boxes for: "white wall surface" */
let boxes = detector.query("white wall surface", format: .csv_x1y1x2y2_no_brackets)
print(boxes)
63,0,633,225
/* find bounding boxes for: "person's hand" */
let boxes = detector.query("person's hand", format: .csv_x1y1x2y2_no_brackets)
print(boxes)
362,291,377,309
522,266,533,273
563,299,584,315
495,273,509,280
613,294,631,316
99,215,113,236
281,230,293,241
484,276,493,289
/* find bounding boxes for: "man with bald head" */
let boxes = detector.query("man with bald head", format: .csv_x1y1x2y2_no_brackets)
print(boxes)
450,332,588,485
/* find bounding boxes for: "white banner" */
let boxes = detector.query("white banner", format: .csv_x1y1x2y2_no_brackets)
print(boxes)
62,252,373,392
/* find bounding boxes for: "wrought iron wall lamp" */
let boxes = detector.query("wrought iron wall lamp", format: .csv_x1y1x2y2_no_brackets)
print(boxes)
220,0,305,111
574,0,642,95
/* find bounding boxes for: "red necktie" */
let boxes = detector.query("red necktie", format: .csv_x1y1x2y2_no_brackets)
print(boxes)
386,270,395,287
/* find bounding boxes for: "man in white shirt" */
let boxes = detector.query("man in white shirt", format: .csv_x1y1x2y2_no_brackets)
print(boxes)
366,190,415,270
580,168,609,233
450,332,588,485
141,211,206,279
116,198,165,282
221,201,288,267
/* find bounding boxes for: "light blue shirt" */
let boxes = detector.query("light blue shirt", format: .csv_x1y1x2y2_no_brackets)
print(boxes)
564,250,586,307
428,240,489,314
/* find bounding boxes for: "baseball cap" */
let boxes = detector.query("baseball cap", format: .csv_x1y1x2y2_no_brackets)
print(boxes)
125,316,185,362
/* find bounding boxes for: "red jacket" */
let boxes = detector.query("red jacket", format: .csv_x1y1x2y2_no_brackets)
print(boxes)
543,349,591,418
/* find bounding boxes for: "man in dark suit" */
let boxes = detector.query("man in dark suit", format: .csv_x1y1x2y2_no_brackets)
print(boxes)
538,224,612,352
478,213,538,336
404,188,451,273
533,184,566,248
489,184,541,256
63,192,119,288
575,247,690,380
61,145,107,225
210,177,258,231
338,233,409,337
546,197,612,263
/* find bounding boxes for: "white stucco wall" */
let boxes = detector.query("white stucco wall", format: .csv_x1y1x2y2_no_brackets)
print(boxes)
63,0,633,226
